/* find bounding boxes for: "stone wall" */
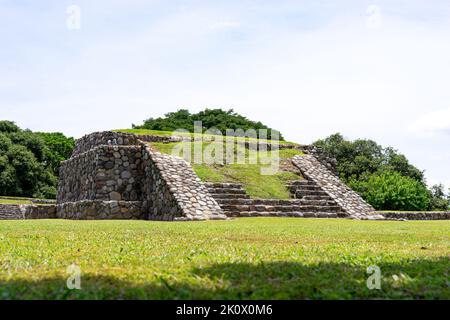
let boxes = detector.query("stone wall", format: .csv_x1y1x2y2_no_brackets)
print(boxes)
72,131,182,157
24,205,57,219
292,155,379,219
0,204,25,220
57,131,225,221
58,145,143,203
381,211,450,220
0,204,57,220
141,146,226,221
298,145,338,175
57,201,143,220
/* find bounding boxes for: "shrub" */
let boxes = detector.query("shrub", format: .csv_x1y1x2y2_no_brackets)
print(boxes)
348,171,430,211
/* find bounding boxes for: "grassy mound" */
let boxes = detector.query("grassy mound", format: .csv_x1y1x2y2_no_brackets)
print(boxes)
149,140,303,199
116,129,304,198
0,218,448,299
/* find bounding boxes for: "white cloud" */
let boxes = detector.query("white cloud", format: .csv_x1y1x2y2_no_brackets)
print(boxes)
408,108,450,136
208,20,241,31
1,1,450,188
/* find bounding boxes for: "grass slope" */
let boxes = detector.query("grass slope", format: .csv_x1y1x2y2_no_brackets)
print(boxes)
0,218,448,299
150,141,303,199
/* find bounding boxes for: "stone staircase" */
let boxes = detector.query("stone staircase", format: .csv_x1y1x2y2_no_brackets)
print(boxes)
286,180,346,217
204,182,344,218
292,155,377,219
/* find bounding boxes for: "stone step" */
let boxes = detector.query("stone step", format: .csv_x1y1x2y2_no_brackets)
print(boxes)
226,211,341,218
295,190,329,197
298,200,340,206
210,193,251,200
208,188,247,195
287,180,316,186
302,195,334,201
215,199,302,206
216,198,338,207
289,185,323,191
204,182,244,189
220,204,343,213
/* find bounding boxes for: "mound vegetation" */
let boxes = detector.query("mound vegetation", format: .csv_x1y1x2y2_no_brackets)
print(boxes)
132,108,284,140
150,140,303,199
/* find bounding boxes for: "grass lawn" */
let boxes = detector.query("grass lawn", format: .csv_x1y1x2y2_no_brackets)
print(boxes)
150,141,303,199
0,199,33,205
0,218,448,300
0,197,56,205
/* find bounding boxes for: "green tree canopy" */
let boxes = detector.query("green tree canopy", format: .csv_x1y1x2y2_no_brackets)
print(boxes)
313,133,448,211
313,133,425,183
0,121,74,199
133,108,284,140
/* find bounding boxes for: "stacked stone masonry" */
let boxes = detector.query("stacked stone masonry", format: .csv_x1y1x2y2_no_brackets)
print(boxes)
381,211,450,220
292,155,382,219
71,131,183,157
58,145,144,203
0,204,25,220
141,147,226,221
57,131,225,221
0,204,56,220
205,182,343,218
1,131,447,221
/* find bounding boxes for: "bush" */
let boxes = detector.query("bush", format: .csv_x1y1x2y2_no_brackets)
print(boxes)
348,171,431,211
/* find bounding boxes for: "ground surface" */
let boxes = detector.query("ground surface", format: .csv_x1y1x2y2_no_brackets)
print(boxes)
0,218,448,300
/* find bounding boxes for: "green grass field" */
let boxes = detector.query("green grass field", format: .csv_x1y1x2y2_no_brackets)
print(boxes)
0,218,448,300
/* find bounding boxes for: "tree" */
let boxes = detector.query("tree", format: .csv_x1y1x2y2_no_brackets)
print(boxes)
313,133,425,184
313,133,439,211
429,184,450,211
133,108,284,140
0,121,74,199
0,120,20,133
36,132,75,175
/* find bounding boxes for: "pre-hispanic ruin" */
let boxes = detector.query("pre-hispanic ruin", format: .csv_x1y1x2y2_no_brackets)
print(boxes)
2,131,447,221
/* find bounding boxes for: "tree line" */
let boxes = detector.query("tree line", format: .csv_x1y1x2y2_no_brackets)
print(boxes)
0,121,74,199
313,133,449,211
133,108,284,140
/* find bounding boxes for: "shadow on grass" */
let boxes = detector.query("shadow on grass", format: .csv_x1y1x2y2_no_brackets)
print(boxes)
0,257,448,300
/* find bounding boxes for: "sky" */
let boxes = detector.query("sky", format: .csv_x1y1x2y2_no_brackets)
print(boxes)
0,0,449,188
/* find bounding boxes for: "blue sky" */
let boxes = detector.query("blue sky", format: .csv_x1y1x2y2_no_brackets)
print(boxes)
1,0,450,188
